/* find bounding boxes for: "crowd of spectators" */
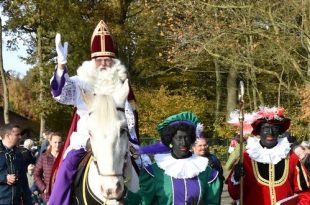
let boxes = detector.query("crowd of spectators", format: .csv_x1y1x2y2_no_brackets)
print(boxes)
293,140,310,173
1,121,309,205
0,125,63,205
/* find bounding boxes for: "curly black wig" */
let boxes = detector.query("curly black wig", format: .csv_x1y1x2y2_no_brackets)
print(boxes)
160,123,196,147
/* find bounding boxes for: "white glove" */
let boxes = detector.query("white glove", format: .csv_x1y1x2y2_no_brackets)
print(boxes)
55,33,68,64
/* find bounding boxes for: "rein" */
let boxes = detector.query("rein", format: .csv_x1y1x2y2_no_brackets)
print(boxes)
92,152,128,177
81,156,127,205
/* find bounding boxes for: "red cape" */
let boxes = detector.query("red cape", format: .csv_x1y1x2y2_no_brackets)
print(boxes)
49,108,80,194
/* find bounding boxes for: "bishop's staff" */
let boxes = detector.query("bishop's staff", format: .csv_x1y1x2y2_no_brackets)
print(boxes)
238,81,245,205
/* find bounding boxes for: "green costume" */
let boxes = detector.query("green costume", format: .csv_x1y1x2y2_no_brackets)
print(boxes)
126,153,221,205
126,112,221,205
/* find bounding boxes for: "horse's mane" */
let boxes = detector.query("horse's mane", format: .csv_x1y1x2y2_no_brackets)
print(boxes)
73,93,139,203
90,95,122,139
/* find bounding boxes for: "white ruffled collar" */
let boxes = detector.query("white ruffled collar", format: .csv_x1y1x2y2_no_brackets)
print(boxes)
246,137,291,164
154,153,209,179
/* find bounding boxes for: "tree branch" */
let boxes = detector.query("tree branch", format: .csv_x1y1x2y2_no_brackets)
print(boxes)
200,2,253,9
203,47,281,79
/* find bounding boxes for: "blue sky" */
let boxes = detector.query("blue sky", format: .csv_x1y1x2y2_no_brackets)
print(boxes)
2,13,30,77
2,41,30,77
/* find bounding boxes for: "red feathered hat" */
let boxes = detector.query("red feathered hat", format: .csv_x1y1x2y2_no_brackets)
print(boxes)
251,106,291,136
227,110,260,135
90,20,116,58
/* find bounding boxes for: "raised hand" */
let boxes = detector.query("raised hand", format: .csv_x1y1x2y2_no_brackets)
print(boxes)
55,33,68,65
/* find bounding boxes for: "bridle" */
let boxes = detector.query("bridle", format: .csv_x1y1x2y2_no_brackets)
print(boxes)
92,151,128,178
90,107,129,178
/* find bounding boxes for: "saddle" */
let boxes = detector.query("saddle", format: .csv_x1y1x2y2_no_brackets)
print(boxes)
70,141,140,205
73,151,92,188
70,151,93,205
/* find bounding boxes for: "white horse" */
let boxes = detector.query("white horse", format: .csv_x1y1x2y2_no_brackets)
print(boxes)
72,80,139,205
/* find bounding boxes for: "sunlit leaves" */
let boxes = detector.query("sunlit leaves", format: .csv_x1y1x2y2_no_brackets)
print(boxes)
135,85,207,138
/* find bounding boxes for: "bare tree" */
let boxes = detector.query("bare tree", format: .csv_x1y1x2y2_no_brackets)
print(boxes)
0,17,10,124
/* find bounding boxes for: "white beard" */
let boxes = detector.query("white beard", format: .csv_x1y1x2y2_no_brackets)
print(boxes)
76,59,128,95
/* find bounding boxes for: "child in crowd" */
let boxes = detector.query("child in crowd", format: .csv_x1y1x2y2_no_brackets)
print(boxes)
27,164,41,204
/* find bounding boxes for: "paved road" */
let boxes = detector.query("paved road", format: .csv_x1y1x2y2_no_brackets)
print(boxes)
221,169,233,205
221,183,233,205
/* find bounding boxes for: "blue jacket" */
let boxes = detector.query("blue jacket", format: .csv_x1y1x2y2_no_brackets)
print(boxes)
0,141,32,205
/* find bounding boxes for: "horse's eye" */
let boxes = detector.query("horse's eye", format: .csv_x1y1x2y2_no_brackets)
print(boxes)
120,128,128,136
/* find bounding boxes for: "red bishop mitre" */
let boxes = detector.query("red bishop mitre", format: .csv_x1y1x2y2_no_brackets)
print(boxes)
90,20,116,58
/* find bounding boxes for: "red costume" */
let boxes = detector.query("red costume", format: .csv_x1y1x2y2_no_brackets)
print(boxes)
227,107,310,205
228,144,310,204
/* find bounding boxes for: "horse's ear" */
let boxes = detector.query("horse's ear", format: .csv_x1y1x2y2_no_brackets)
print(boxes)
113,79,129,107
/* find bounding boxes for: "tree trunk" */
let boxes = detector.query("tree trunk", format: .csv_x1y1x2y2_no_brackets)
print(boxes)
214,58,221,123
250,66,264,109
244,10,260,111
245,33,260,110
246,69,253,111
301,0,310,141
37,26,46,137
214,9,221,124
277,68,285,106
0,17,10,124
226,66,238,120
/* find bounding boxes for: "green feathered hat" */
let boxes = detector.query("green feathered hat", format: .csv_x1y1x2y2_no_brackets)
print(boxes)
157,111,203,137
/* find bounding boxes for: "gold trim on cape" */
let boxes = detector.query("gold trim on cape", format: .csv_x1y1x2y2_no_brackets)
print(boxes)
252,158,289,205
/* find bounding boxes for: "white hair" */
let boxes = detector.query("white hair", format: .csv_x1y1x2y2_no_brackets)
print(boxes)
28,164,35,170
76,60,98,84
76,58,127,94
24,139,34,150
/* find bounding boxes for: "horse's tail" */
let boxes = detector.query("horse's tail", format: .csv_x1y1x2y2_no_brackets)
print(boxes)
48,107,80,195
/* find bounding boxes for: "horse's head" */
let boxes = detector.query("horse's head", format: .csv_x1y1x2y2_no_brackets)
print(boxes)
86,80,130,200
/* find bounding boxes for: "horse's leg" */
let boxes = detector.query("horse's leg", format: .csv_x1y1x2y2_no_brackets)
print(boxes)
48,148,86,205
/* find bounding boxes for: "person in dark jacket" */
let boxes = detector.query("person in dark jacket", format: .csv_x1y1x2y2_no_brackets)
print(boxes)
19,139,36,170
34,132,62,204
192,136,224,205
0,124,32,205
